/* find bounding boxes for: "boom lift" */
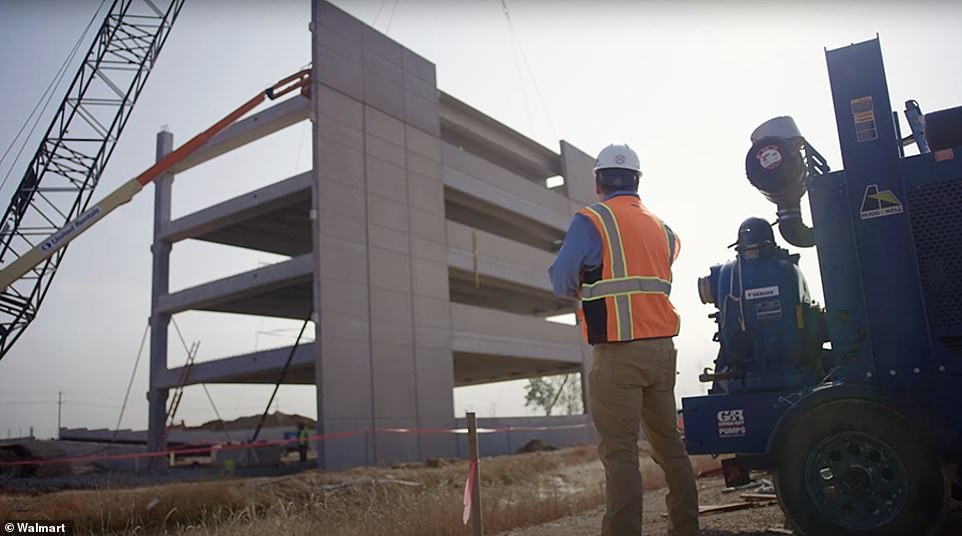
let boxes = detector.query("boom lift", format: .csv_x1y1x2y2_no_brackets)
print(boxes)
682,37,962,535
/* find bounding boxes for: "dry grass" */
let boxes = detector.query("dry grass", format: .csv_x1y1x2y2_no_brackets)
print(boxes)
0,444,719,535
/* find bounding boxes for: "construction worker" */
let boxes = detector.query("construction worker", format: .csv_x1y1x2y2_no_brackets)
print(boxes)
297,422,310,463
549,144,698,536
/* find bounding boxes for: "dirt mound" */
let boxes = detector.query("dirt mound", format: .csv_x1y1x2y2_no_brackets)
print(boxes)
516,439,559,453
193,412,315,432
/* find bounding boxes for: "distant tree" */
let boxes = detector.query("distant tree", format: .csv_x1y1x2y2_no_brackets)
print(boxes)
524,373,583,416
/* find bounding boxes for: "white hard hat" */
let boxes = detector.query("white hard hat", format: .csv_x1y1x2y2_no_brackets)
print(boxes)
593,144,642,174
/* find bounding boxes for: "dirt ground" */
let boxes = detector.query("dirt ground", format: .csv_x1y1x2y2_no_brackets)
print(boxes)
498,472,962,536
498,475,788,536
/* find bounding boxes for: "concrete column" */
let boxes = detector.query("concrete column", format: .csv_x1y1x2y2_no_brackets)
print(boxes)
147,130,174,455
309,0,326,469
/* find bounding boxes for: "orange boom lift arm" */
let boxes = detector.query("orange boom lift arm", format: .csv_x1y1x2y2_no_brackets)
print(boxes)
0,69,310,292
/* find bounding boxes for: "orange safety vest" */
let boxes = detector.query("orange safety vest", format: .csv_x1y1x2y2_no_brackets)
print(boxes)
577,195,681,344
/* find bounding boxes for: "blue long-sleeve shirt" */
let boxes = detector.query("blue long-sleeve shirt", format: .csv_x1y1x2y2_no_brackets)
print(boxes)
548,191,638,299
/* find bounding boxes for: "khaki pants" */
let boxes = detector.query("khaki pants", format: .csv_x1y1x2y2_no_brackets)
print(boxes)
588,338,699,536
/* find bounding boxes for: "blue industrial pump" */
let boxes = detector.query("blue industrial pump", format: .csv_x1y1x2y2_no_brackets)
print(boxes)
681,37,962,536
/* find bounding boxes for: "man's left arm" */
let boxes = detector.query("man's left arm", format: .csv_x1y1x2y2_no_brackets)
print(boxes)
549,214,600,299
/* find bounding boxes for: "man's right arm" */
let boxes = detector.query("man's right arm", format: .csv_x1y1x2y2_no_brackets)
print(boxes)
549,214,600,299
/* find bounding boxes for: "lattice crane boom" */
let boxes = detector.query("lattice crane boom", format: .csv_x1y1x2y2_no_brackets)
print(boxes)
0,0,186,361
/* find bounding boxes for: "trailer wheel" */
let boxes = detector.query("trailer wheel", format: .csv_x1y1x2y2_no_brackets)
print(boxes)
773,399,945,536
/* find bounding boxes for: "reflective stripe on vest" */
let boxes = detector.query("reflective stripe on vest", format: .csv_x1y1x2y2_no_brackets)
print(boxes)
580,199,678,342
581,276,673,300
582,203,633,339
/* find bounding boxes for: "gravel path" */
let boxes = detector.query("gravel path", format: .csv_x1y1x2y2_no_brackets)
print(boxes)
498,475,788,536
499,474,962,536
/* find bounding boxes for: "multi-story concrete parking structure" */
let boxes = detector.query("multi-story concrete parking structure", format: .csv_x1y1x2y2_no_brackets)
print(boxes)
147,1,600,469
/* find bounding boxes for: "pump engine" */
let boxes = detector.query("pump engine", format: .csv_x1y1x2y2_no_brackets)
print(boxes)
698,217,826,393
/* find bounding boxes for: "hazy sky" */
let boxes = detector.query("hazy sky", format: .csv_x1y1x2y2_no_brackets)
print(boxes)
0,0,960,439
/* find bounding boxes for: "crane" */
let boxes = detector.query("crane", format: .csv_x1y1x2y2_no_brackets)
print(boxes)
0,0,186,361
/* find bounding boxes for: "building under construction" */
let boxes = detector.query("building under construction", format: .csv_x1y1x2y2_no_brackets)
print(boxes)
146,1,598,469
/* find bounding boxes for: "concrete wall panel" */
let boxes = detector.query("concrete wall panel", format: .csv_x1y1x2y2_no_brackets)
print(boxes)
320,314,370,343
404,92,440,137
412,258,449,300
317,140,365,189
365,133,406,167
316,114,364,152
414,296,451,329
368,223,410,256
405,125,441,162
371,317,414,346
406,150,441,180
318,235,368,284
319,277,369,318
320,338,372,419
320,419,373,470
402,48,436,88
364,77,405,122
370,287,413,322
411,236,447,264
366,157,408,203
364,106,405,143
410,208,445,244
407,171,444,216
316,85,363,130
403,72,435,102
372,419,419,464
417,416,457,459
317,178,366,220
414,347,454,419
372,343,417,417
414,324,452,350
315,44,362,99
318,209,366,243
362,26,403,66
368,247,411,293
367,193,409,232
560,140,597,206
317,1,363,43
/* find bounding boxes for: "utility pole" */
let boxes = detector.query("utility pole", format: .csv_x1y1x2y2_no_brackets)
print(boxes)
57,391,62,439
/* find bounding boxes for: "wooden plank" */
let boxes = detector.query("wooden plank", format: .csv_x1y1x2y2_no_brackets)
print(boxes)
661,502,755,518
741,492,778,501
699,502,755,515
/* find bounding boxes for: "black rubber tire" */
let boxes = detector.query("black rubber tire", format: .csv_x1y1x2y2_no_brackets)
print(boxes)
773,398,945,536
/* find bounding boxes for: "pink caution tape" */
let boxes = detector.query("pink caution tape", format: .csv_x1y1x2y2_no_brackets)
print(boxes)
463,459,477,525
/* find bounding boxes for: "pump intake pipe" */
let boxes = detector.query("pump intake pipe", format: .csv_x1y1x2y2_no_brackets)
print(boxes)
744,116,816,248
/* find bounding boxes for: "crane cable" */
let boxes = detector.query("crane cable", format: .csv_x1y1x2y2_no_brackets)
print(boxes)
171,317,232,442
111,321,150,443
0,0,109,193
500,0,558,141
250,315,312,444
